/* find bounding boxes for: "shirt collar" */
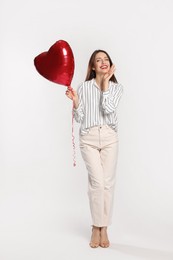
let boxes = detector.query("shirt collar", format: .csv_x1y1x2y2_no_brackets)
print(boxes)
92,78,111,91
92,79,100,90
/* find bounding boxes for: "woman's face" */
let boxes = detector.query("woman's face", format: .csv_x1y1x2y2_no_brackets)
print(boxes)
93,52,111,75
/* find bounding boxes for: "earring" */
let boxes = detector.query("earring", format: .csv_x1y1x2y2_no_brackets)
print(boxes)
91,70,95,77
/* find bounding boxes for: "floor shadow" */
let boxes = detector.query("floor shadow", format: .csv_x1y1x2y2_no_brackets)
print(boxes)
110,243,173,260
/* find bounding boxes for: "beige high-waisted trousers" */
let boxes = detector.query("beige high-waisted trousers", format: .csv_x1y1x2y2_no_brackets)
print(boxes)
79,125,119,227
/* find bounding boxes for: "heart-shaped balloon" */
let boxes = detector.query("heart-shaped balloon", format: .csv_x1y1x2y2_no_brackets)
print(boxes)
34,40,75,87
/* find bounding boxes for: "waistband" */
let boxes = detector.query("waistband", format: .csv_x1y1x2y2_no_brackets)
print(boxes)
80,124,116,136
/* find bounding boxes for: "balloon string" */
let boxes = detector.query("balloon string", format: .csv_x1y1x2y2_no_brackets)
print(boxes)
72,101,76,167
67,85,76,167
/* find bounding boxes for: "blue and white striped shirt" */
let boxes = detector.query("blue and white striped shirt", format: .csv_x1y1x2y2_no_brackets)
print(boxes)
73,78,123,135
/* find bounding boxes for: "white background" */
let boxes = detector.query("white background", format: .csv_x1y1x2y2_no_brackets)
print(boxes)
0,0,173,259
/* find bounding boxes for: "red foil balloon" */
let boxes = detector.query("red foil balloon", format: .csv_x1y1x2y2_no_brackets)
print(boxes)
34,40,75,87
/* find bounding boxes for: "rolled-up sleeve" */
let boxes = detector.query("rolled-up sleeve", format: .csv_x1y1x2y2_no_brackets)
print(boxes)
101,83,123,114
73,84,84,123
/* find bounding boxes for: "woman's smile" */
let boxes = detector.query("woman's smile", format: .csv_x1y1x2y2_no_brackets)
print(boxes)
100,65,108,69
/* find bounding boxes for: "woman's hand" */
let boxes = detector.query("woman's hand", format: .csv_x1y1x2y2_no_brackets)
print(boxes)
65,87,79,109
103,64,116,81
101,64,116,91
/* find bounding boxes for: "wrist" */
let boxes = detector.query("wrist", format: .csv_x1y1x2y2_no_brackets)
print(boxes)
102,86,109,92
73,98,79,109
101,81,109,91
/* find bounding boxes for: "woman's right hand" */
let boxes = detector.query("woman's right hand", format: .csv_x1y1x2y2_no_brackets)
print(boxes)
65,87,79,108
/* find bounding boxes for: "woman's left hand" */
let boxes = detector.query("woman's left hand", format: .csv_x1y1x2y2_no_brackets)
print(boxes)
101,64,116,91
104,64,115,80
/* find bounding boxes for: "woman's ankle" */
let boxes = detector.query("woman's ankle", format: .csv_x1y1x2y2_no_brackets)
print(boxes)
92,226,101,231
101,226,107,230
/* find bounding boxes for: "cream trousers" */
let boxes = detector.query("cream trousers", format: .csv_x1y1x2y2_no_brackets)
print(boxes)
79,125,119,227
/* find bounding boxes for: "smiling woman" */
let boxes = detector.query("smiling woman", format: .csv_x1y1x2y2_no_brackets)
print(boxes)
85,50,118,84
66,49,123,248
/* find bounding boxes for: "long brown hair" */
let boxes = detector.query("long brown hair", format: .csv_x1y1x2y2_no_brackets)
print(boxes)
85,50,118,83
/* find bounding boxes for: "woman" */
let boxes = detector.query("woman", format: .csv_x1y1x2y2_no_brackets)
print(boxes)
66,50,123,248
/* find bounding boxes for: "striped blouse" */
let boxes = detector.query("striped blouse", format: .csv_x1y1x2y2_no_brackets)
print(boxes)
73,78,123,135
